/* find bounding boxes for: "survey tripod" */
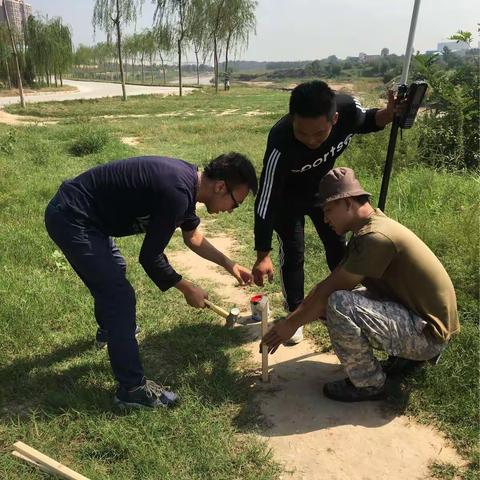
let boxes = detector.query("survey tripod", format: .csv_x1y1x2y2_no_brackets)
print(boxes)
378,0,427,211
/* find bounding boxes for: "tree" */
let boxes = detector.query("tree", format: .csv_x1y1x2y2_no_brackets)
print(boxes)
93,0,144,101
154,0,191,96
207,0,227,92
0,25,12,88
222,0,256,89
153,24,174,84
2,0,25,107
448,30,472,47
187,0,210,85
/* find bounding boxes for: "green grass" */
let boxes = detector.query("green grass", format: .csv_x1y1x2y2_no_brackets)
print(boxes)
1,84,478,479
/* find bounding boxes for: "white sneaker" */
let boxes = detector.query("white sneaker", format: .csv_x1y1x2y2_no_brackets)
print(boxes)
284,325,304,346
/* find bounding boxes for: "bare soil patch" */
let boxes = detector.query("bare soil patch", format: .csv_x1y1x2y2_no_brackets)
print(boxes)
167,229,464,480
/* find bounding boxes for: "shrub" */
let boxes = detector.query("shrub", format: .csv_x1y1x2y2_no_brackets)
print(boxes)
68,125,109,157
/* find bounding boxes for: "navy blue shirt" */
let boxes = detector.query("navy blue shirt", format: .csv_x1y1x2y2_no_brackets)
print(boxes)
57,156,200,291
254,94,384,251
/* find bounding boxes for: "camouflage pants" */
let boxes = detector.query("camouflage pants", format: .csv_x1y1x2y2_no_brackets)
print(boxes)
325,289,447,388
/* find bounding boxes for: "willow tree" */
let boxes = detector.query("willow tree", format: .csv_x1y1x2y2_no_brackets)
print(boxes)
154,0,191,96
153,24,173,84
2,0,25,107
187,0,210,85
93,0,144,100
0,25,12,88
222,0,256,88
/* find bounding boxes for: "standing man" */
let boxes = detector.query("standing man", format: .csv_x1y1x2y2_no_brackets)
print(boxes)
45,153,257,409
262,168,459,402
253,80,395,344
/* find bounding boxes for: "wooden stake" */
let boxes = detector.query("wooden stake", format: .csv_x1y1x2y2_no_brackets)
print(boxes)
13,441,90,480
260,296,269,382
12,451,57,476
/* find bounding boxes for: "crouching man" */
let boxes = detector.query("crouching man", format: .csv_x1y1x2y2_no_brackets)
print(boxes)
261,167,459,402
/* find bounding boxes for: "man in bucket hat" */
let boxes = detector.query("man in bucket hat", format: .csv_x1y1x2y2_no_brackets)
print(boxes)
261,167,459,402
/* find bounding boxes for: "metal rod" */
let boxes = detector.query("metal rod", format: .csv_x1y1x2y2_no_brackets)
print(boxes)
378,0,421,210
400,0,422,85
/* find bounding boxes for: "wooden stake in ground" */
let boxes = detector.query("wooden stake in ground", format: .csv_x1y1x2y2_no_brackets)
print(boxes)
12,441,90,480
260,295,269,382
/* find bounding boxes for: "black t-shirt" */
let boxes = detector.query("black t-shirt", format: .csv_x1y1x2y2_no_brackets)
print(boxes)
254,93,384,251
57,156,200,291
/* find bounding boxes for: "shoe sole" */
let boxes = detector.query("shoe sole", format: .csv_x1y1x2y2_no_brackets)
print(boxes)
323,386,385,402
114,396,177,410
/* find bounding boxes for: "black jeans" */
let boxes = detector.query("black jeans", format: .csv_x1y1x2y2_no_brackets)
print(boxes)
44,195,144,388
274,204,346,312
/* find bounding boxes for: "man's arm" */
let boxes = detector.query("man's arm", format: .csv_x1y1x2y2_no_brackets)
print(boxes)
262,267,364,353
182,227,252,285
374,90,395,128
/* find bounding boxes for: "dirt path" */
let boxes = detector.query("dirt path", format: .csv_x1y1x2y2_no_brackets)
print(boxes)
167,227,464,480
0,108,58,126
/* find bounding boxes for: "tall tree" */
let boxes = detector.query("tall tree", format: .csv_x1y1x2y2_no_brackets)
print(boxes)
187,0,209,85
222,0,256,89
93,0,144,101
2,0,25,107
153,24,173,84
153,0,191,96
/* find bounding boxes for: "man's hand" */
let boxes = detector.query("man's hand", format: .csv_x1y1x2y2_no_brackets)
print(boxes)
227,263,253,286
176,279,209,308
252,255,274,286
260,318,298,354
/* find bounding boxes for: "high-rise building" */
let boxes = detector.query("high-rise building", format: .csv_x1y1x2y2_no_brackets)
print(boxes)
0,0,32,34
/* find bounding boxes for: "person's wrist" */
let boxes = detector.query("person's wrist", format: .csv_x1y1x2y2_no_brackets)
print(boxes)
175,279,193,294
256,250,270,262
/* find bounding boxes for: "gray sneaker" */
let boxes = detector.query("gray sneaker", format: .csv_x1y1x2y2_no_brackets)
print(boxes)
95,325,141,349
114,378,179,409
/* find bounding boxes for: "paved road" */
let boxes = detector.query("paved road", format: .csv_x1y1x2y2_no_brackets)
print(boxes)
0,79,194,107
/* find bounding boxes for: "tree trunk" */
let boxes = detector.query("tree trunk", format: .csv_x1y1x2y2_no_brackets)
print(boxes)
213,35,219,93
150,54,154,84
115,1,127,101
3,2,25,107
60,71,63,87
5,59,12,89
177,38,182,97
195,50,200,85
224,32,232,91
141,54,145,83
54,71,58,88
159,52,166,84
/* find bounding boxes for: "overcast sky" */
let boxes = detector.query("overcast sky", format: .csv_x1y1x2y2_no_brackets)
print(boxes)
31,0,478,62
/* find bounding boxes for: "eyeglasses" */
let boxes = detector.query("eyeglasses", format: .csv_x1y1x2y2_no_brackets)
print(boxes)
226,183,240,209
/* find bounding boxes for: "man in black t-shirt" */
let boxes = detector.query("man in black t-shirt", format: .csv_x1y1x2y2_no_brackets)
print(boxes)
252,80,395,344
45,152,257,409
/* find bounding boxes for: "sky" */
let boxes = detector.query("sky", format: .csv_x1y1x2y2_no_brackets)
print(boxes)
30,0,478,62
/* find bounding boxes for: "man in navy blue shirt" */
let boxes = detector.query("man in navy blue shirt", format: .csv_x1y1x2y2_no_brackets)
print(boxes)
252,80,394,344
45,152,257,409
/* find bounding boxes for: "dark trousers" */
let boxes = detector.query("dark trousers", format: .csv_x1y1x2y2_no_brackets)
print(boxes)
44,196,144,388
274,204,346,312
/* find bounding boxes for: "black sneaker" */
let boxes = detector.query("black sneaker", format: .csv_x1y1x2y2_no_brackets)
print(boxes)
381,356,425,376
114,378,179,409
95,325,141,349
323,378,385,402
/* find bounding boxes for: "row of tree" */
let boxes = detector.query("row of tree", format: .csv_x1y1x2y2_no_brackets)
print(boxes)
0,9,73,106
92,0,257,99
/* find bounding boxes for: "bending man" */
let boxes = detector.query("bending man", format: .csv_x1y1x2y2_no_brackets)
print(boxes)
45,153,257,409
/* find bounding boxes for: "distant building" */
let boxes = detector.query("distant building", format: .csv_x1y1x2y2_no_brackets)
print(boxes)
359,52,381,64
437,40,469,52
0,0,32,34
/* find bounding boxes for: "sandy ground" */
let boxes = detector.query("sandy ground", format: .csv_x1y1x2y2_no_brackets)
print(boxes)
0,108,58,126
167,226,464,480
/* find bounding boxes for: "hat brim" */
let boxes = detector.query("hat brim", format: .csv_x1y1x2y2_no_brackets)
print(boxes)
314,189,371,208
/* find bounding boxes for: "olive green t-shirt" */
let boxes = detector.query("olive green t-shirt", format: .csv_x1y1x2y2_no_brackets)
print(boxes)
341,209,459,342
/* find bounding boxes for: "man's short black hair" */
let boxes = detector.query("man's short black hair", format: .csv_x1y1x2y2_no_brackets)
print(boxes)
204,152,258,195
289,80,336,121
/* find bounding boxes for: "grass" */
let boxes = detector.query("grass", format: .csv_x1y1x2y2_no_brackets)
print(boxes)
1,83,478,479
